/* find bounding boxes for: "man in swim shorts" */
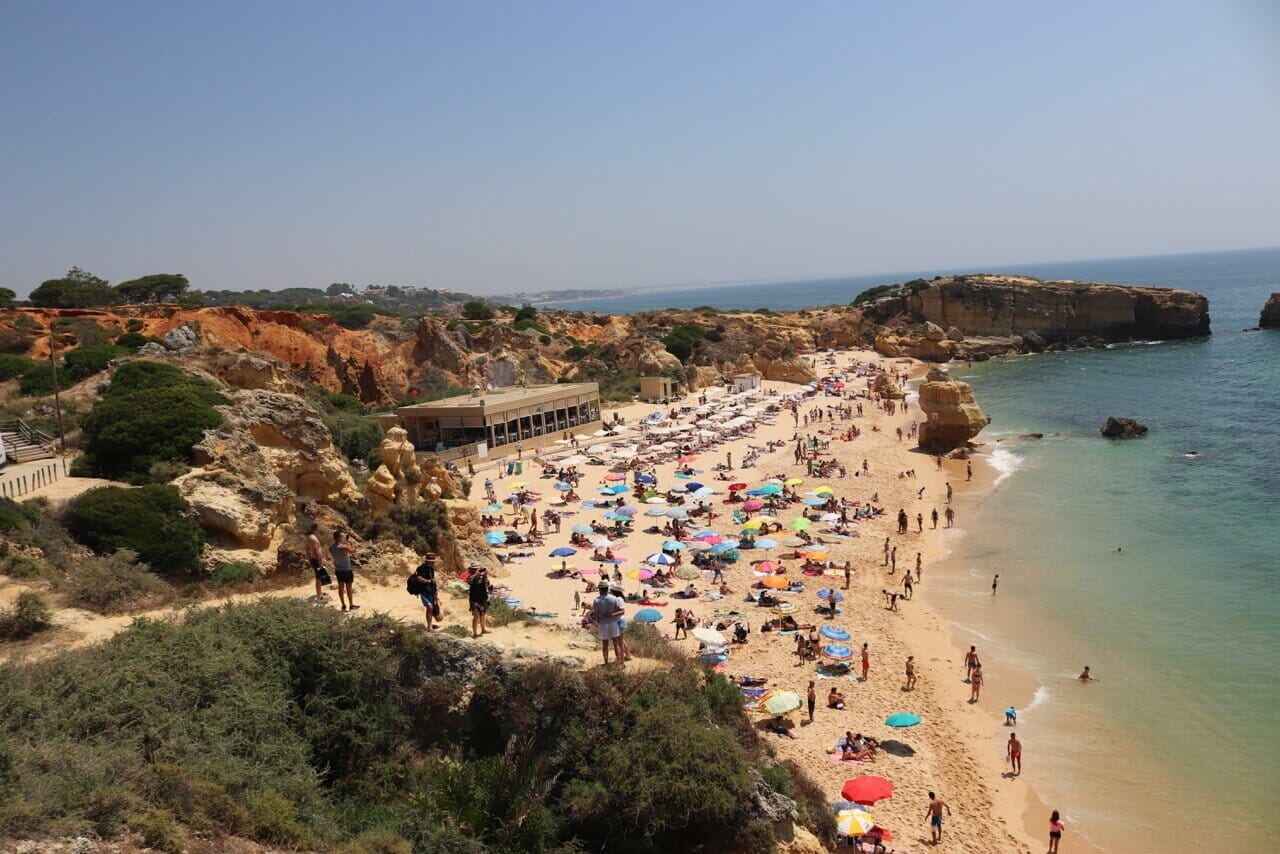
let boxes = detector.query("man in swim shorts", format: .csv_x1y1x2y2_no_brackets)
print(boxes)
592,582,623,665
925,792,952,844
1007,732,1023,775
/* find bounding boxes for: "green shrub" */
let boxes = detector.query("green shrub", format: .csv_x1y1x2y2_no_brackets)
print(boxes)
486,600,534,628
0,498,38,535
511,318,549,335
78,361,226,482
441,624,471,638
538,334,552,345
0,354,35,382
462,301,494,321
323,409,383,462
513,306,537,322
17,364,56,396
56,549,168,613
209,561,258,587
65,485,204,575
338,828,413,854
63,344,127,382
661,324,705,363
127,808,185,853
0,591,53,640
332,305,376,330
852,284,898,305
247,788,311,847
0,554,46,580
113,331,153,351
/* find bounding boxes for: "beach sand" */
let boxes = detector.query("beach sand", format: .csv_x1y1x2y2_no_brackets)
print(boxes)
465,350,1047,853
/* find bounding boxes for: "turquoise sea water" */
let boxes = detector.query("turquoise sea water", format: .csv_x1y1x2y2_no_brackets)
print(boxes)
559,247,1280,847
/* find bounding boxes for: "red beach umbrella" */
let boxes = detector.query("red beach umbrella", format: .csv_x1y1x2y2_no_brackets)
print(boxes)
841,775,894,805
728,482,748,491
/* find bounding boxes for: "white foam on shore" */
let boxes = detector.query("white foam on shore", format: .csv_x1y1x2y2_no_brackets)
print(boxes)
1021,684,1050,717
987,447,1023,486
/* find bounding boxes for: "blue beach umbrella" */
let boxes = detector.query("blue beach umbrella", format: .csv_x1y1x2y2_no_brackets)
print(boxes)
635,608,663,624
645,508,668,517
647,552,676,566
822,644,853,661
744,488,765,496
485,531,506,545
616,504,639,516
686,481,704,492
571,523,593,534
710,543,736,554
817,589,844,602
803,497,827,506
637,474,656,484
662,541,686,551
608,484,630,494
757,483,783,495
820,626,851,641
667,508,689,520
554,481,572,491
755,538,779,550
550,547,577,557
885,713,922,728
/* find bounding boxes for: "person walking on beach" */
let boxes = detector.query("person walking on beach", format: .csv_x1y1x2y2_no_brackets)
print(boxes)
915,552,922,582
945,507,956,527
902,570,913,600
916,512,923,532
468,564,492,637
964,645,978,682
826,589,838,618
991,573,999,595
969,662,984,702
592,582,622,665
306,523,327,601
843,561,852,589
883,537,891,566
412,554,440,631
807,680,816,722
891,547,897,572
1007,732,1023,776
898,508,908,533
861,642,870,681
966,460,972,481
946,481,953,503
330,531,357,612
1048,809,1065,853
925,792,952,844
904,655,917,691
931,508,939,529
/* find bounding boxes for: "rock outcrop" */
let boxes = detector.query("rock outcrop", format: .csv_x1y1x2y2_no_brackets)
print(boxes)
178,390,357,551
1100,416,1148,439
917,369,988,451
1260,293,1280,329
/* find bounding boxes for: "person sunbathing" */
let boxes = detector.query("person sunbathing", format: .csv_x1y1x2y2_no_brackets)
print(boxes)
827,687,846,710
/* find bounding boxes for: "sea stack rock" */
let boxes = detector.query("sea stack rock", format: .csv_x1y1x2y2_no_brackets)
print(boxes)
917,369,987,451
1260,293,1280,329
1100,416,1148,439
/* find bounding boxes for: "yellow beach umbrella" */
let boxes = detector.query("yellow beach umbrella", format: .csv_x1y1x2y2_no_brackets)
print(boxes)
785,478,803,486
741,518,765,530
761,691,802,716
836,808,876,837
814,485,834,496
510,481,528,489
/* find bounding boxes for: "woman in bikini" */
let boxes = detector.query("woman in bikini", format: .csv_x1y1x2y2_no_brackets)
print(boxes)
970,662,984,702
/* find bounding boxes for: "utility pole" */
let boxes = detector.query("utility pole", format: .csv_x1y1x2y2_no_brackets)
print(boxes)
48,329,65,453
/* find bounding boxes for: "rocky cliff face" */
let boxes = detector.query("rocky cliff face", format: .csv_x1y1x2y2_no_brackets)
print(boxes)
917,369,988,451
904,275,1209,342
1260,293,1280,329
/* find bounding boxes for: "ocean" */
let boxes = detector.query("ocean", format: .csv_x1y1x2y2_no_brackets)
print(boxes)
555,247,1280,849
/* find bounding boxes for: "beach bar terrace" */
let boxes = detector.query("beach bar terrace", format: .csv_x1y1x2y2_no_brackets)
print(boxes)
396,382,601,459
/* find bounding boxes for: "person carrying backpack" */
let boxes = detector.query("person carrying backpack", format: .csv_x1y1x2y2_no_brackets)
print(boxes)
407,553,440,631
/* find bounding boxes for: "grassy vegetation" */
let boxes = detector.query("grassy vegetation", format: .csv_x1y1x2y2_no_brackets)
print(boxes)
661,323,706,363
0,590,53,640
0,354,36,382
65,485,205,575
0,599,827,851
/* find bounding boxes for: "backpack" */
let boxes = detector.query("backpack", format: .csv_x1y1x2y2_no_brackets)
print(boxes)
407,573,427,595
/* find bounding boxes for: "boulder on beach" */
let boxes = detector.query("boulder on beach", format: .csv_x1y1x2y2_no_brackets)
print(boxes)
1100,416,1148,439
917,369,987,451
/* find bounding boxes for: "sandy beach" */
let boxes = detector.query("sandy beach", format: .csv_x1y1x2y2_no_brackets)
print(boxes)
461,349,1048,853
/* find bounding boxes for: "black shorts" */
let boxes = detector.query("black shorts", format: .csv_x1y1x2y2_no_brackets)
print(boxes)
470,599,488,613
309,557,321,573
336,570,354,585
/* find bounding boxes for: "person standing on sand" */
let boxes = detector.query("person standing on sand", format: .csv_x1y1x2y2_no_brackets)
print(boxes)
826,589,838,618
904,655,917,691
945,506,956,527
883,537,891,566
330,531,357,612
468,565,492,638
966,460,972,481
306,523,327,601
916,512,923,532
1048,809,1065,853
807,680,816,722
964,645,978,681
902,570,913,600
1007,732,1023,776
969,662,984,702
843,561,852,589
898,509,908,533
925,792,952,844
592,582,621,665
931,508,939,529
861,642,870,681
991,573,999,595
915,552,922,582
946,481,953,503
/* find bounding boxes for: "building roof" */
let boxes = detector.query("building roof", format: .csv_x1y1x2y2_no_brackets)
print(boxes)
397,383,598,416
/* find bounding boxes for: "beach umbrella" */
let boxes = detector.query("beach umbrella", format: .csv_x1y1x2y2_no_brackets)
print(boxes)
628,568,655,581
561,454,587,466
761,575,789,590
645,508,668,517
485,531,506,545
686,481,705,492
615,504,639,516
803,497,826,506
815,486,835,496
686,541,712,551
774,601,796,613
607,484,630,495
603,511,626,521
742,499,765,512
710,543,736,555
590,537,614,549
823,644,853,661
754,560,781,573
789,517,812,532
549,547,577,557
692,487,717,498
646,553,676,566
666,508,689,520
884,713,922,728
836,809,877,838
554,481,572,491
692,627,725,645
728,482,747,492
634,608,663,624
509,481,527,489
804,550,829,561
757,483,783,495
762,691,803,717
571,523,593,534
841,776,894,806
741,516,765,529
820,626,851,641
604,472,626,482
817,589,844,602
662,540,686,551
755,538,779,550
782,536,807,547
674,565,702,580
637,473,656,484
694,531,721,542
645,496,668,504
785,478,804,486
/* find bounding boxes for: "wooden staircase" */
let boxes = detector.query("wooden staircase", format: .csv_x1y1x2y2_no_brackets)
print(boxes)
0,419,57,463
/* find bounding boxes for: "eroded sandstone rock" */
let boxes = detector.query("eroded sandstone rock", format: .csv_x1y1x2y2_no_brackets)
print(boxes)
917,369,987,451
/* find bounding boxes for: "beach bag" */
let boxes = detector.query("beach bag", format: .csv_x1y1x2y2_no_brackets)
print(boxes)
317,567,332,587
407,573,427,596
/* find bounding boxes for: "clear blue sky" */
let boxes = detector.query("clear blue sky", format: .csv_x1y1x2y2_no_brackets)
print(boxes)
2,1,1277,296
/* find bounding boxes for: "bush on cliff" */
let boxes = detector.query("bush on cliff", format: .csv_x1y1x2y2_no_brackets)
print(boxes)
0,354,36,382
662,323,705,363
66,485,205,574
0,600,828,850
76,361,226,483
63,344,128,382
